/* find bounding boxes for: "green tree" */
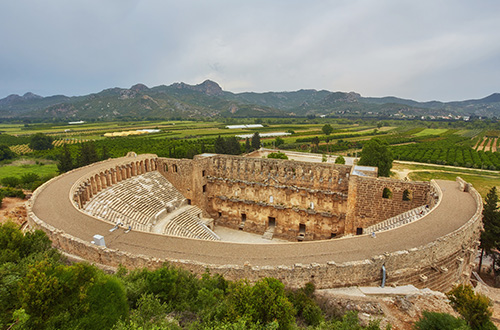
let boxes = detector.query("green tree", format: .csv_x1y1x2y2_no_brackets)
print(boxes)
358,138,393,177
17,260,63,328
225,137,242,155
446,284,495,330
322,124,334,135
413,311,470,330
479,187,500,275
251,132,261,150
112,293,179,330
101,145,111,160
28,133,54,150
287,283,323,326
225,278,295,329
1,176,21,188
335,155,346,164
0,144,15,161
245,138,251,153
322,154,327,162
78,141,99,167
17,261,128,330
275,136,285,147
57,144,74,173
268,152,288,160
214,135,226,154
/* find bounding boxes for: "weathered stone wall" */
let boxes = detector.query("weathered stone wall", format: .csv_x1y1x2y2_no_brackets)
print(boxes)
212,197,346,240
156,155,351,240
157,156,211,216
345,176,431,234
207,155,352,192
156,155,434,239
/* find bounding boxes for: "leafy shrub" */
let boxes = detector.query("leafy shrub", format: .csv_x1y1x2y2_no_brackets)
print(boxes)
1,176,21,188
268,152,288,159
20,172,40,185
413,311,470,330
0,187,25,199
447,284,496,330
335,155,346,164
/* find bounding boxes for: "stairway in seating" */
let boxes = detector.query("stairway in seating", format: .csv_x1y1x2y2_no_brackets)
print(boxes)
160,205,220,241
262,226,275,240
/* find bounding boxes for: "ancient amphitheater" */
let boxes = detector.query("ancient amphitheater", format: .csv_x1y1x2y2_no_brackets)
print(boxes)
27,152,482,291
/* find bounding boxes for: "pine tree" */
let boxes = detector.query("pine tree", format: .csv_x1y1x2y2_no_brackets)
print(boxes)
78,142,99,167
245,138,251,152
101,145,110,160
479,186,500,274
251,133,260,150
57,144,73,173
214,135,226,154
226,137,241,155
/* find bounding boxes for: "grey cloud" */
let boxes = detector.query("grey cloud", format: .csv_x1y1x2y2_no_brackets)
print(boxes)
1,0,499,101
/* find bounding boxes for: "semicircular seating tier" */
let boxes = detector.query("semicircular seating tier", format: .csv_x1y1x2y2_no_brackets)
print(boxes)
83,171,219,241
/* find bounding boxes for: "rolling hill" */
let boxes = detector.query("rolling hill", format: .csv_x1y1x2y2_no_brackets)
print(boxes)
1,80,499,120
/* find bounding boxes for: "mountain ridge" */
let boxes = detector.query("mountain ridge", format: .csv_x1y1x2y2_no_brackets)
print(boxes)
1,80,499,120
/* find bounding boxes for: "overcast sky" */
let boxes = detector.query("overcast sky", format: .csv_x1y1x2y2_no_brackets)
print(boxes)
1,0,499,102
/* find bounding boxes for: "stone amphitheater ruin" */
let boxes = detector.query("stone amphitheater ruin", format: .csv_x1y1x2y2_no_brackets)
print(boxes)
27,152,482,291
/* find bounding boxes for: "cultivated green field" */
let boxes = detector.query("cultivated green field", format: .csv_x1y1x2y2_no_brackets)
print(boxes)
0,160,58,179
408,170,499,199
413,128,449,136
1,118,500,202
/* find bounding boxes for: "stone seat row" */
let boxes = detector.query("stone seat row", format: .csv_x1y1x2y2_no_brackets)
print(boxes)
86,199,152,226
365,205,429,233
162,206,219,241
83,171,187,230
89,204,150,232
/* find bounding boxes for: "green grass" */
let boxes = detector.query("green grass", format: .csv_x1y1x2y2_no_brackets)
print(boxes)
0,162,58,180
408,171,500,199
413,128,449,137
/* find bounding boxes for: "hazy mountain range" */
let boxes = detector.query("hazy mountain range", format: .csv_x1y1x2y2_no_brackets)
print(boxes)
1,80,499,120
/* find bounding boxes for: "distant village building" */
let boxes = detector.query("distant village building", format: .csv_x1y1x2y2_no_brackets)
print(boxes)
225,124,264,129
236,132,291,139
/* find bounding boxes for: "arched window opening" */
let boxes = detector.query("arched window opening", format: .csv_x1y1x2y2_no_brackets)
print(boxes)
402,189,412,201
382,188,392,199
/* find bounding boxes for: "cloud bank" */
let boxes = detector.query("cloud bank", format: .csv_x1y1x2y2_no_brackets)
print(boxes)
1,0,499,102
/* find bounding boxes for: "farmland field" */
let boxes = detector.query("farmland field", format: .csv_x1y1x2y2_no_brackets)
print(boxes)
0,160,58,179
412,128,449,136
408,170,500,199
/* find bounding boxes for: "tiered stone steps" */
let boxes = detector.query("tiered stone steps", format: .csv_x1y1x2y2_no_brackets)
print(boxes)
364,205,430,234
161,205,220,241
83,172,186,232
262,226,275,240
